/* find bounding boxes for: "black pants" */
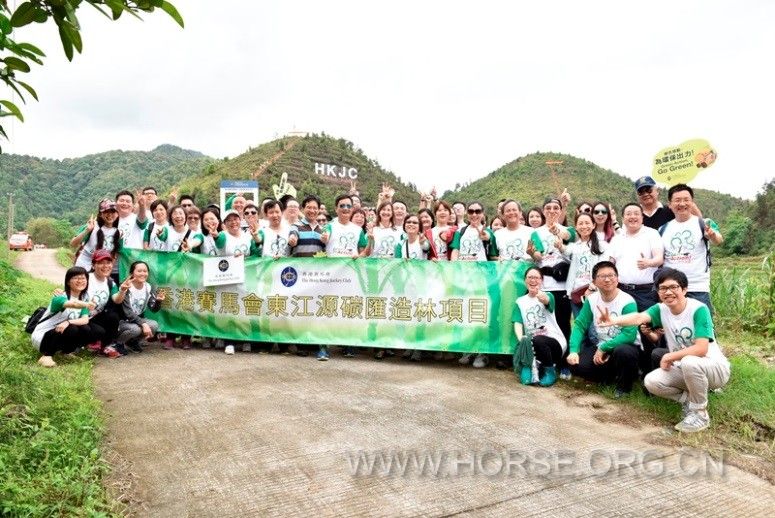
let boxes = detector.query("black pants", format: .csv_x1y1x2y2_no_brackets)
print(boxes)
89,309,120,345
649,347,668,371
532,335,563,367
570,343,640,392
39,325,95,356
549,290,572,341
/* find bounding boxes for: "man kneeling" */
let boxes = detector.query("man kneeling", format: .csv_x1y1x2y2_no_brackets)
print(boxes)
566,261,640,398
598,267,730,433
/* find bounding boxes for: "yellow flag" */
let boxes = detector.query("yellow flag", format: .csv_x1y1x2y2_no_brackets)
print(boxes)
652,139,717,186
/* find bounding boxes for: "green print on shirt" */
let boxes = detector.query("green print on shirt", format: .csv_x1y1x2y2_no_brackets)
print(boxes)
270,237,288,256
525,304,548,331
504,239,524,260
460,236,482,256
235,243,250,255
91,289,109,309
375,236,397,256
131,296,145,315
602,310,620,339
669,230,695,255
673,326,694,348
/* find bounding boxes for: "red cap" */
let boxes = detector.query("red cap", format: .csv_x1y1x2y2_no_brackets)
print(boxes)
92,249,113,263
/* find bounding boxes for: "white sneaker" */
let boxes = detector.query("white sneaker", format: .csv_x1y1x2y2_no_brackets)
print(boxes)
241,343,252,353
459,353,472,365
472,354,488,368
37,356,57,368
224,345,235,355
674,411,710,433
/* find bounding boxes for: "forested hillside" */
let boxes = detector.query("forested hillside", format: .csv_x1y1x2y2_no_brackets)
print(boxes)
441,152,744,224
0,145,211,229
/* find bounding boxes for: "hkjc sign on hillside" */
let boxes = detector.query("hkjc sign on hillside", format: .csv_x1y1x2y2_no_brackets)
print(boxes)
315,162,358,180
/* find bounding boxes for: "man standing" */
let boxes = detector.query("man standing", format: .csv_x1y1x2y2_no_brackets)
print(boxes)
635,176,674,230
566,262,640,397
392,200,408,229
659,184,722,310
115,190,147,250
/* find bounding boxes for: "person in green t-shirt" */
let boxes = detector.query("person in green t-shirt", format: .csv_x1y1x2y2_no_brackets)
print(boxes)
598,268,730,433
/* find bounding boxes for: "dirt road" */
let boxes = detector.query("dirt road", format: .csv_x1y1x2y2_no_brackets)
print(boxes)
16,250,775,516
12,248,67,285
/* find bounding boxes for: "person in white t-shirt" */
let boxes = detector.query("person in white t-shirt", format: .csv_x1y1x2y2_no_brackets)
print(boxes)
599,268,730,433
660,183,723,312
321,194,368,259
450,201,494,368
73,199,122,280
251,200,297,258
367,201,404,258
512,266,568,386
490,199,535,262
115,190,148,250
607,203,664,312
143,200,170,252
558,212,609,316
429,201,457,261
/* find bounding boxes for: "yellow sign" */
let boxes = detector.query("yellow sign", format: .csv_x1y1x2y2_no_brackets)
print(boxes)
652,139,717,186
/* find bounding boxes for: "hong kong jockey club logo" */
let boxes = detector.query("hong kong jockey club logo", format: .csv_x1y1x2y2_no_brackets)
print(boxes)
218,260,230,272
281,266,298,288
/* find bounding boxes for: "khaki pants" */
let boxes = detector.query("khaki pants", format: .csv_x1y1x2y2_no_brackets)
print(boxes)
644,355,730,411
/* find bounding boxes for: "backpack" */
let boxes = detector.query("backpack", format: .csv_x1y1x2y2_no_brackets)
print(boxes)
659,217,711,272
25,307,57,334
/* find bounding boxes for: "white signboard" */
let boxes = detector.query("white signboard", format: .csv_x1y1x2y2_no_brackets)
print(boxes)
315,162,358,179
202,255,245,287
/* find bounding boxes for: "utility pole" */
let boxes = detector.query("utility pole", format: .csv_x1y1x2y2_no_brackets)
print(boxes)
6,192,14,240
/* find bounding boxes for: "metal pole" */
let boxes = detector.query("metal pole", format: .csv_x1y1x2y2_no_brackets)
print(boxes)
6,192,14,240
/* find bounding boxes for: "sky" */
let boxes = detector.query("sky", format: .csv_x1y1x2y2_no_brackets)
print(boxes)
3,0,773,200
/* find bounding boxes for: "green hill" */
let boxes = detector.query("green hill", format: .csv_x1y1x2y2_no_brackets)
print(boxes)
177,134,422,209
0,145,212,229
441,152,744,223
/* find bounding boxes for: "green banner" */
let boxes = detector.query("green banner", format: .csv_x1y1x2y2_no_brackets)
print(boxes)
120,250,529,354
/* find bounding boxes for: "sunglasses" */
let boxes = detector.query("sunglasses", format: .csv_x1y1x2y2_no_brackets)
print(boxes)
637,188,653,196
594,209,608,215
243,210,258,215
338,204,353,209
467,208,483,214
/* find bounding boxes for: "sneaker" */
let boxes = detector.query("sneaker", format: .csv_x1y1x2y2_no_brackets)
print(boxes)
103,345,122,359
317,347,330,361
680,400,691,420
37,355,57,368
519,366,533,385
86,341,103,353
539,366,557,387
401,349,412,359
674,411,710,433
459,353,473,365
495,360,510,370
472,354,488,368
559,367,572,380
127,341,143,353
241,343,252,353
224,345,235,355
410,350,422,362
287,344,298,355
343,347,356,358
614,388,628,399
385,350,396,357
374,349,386,360
181,338,192,350
432,352,444,361
201,340,212,349
114,343,129,356
162,339,174,350
215,339,225,350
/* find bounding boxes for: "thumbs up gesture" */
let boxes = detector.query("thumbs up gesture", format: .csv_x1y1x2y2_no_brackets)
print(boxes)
636,252,649,269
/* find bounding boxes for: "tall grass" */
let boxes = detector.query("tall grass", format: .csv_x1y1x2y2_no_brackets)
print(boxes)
711,252,775,338
0,244,116,516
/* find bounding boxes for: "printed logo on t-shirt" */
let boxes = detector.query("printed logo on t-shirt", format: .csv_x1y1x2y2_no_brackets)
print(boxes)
667,230,695,263
91,289,109,310
672,326,694,348
460,236,482,257
375,236,397,256
525,304,548,333
131,295,146,315
270,237,288,256
503,239,524,260
602,310,620,339
332,232,357,255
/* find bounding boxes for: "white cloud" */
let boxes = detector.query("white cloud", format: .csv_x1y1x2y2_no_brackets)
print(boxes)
5,0,773,199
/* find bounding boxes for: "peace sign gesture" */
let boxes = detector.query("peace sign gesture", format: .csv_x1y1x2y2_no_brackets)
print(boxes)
597,306,616,327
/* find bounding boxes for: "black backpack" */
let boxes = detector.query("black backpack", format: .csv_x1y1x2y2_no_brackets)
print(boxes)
25,307,56,334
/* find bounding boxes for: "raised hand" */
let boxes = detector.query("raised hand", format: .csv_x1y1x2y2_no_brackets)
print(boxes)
120,275,134,291
156,290,166,301
288,234,298,247
597,306,614,327
560,188,571,207
636,252,649,270
320,229,329,244
86,214,96,233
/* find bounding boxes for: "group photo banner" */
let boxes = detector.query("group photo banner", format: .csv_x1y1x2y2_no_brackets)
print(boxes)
119,250,529,354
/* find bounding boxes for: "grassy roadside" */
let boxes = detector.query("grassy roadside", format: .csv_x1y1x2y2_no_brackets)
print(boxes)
0,244,117,516
56,247,74,269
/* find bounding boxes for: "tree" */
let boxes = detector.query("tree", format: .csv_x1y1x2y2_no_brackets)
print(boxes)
25,216,72,247
0,0,183,151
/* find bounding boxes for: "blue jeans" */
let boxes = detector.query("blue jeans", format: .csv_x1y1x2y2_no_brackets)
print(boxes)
687,291,713,313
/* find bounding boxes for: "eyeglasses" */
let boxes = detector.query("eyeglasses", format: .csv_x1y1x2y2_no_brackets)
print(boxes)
594,209,608,215
657,284,682,293
244,210,258,215
316,219,327,223
595,273,617,280
405,220,419,225
187,216,200,221
467,208,483,214
338,204,352,209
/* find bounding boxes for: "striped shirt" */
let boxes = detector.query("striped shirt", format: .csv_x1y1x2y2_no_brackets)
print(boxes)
290,218,324,257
